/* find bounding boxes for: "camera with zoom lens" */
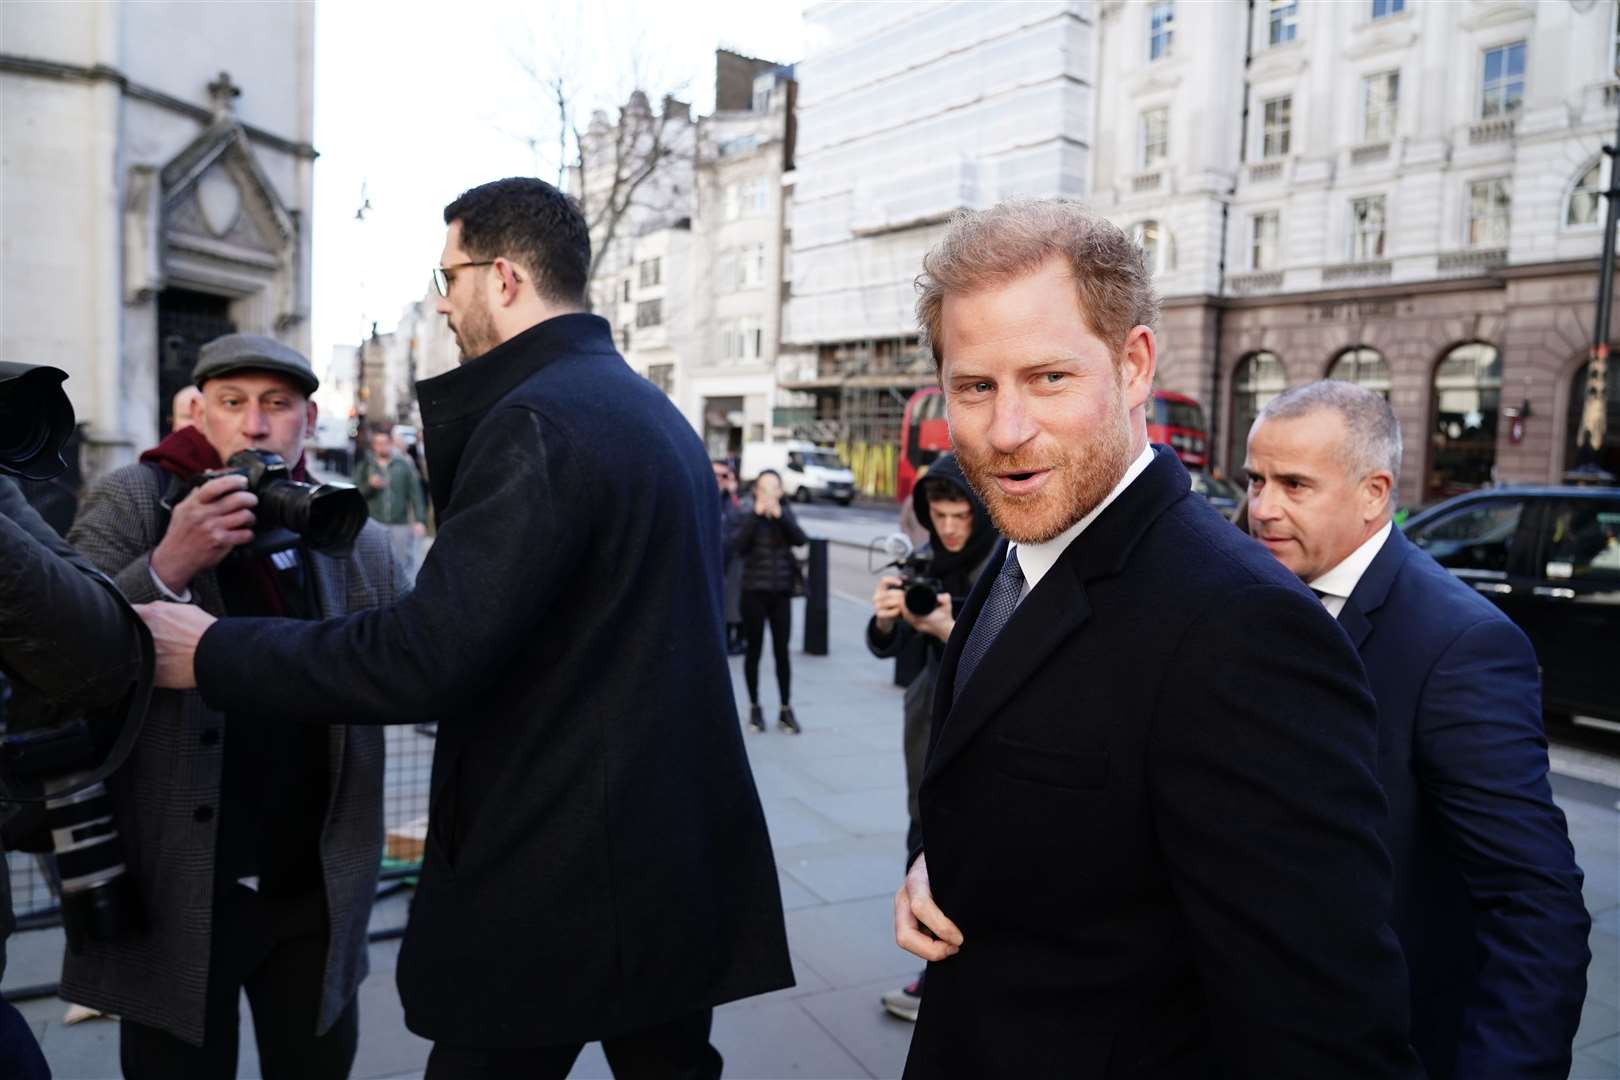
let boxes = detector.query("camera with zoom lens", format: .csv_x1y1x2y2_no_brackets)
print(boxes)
0,684,144,953
175,449,369,554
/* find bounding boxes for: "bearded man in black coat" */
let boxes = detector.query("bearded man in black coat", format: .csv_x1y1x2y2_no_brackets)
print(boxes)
135,178,793,1079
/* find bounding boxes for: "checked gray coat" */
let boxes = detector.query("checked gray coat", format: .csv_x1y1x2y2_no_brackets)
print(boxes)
62,461,406,1046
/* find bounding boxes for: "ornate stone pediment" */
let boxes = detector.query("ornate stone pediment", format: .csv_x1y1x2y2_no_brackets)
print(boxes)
161,116,294,260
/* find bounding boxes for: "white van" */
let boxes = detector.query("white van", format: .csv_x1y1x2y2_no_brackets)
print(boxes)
740,441,856,506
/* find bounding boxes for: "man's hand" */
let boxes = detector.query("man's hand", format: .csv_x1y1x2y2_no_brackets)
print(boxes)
134,602,218,689
368,471,386,490
412,521,427,538
149,474,257,594
894,852,963,962
903,592,955,643
755,495,781,519
872,575,905,634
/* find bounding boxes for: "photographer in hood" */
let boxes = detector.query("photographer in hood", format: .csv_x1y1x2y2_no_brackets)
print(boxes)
866,452,996,1023
65,334,406,1079
0,361,149,1080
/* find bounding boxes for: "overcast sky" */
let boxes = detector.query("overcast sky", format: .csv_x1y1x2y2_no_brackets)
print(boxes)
310,0,813,379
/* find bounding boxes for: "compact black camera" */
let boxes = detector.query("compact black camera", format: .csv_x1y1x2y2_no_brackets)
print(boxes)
870,535,948,617
175,449,368,554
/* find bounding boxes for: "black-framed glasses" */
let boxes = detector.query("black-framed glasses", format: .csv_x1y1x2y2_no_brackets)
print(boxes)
431,261,494,297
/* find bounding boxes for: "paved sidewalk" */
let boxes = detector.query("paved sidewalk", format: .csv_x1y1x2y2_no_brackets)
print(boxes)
11,586,1620,1078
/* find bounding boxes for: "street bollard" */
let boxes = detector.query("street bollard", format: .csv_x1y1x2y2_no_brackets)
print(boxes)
804,537,829,656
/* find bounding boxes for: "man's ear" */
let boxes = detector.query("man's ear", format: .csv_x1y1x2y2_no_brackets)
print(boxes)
305,397,318,433
1362,469,1394,521
1120,325,1157,411
493,257,523,309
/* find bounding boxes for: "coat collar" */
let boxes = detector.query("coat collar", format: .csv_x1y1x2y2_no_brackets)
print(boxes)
415,312,617,515
924,446,1191,782
1339,525,1409,649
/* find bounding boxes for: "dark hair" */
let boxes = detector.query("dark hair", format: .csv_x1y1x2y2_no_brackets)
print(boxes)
443,178,591,307
369,423,394,439
753,469,781,487
920,476,968,505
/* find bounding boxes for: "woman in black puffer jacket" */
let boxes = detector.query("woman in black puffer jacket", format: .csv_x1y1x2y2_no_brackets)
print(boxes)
731,470,809,733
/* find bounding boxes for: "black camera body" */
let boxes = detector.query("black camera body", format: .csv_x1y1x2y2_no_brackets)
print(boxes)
890,553,947,618
174,449,368,554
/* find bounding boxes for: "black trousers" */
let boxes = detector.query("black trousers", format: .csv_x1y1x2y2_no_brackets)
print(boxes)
119,884,357,1080
424,1008,721,1080
740,589,792,706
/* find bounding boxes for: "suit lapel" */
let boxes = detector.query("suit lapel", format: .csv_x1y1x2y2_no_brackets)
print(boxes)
1339,527,1407,651
925,561,1090,782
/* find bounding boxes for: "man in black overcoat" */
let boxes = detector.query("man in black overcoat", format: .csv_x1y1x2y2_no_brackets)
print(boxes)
135,177,793,1078
891,199,1423,1078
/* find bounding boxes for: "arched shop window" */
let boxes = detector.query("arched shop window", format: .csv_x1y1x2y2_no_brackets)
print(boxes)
1565,360,1620,480
1230,350,1287,469
1327,345,1391,398
1428,342,1501,501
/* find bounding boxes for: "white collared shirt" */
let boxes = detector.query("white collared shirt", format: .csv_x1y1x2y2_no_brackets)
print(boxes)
1011,443,1156,603
1306,521,1393,618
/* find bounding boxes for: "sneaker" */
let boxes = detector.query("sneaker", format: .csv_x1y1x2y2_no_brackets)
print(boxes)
777,706,801,735
747,704,765,732
881,978,922,1022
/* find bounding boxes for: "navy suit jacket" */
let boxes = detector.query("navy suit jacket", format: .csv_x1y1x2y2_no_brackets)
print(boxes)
1341,526,1590,1079
905,448,1422,1079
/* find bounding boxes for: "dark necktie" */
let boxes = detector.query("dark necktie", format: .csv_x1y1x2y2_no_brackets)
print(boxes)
953,547,1025,703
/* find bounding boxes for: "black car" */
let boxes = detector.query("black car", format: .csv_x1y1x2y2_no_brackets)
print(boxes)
1402,485,1620,725
1190,471,1242,515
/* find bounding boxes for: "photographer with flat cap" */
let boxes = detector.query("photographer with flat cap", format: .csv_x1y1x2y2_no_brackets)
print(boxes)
65,334,407,1079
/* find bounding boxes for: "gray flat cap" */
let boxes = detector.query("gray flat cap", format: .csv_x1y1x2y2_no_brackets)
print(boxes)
193,333,319,395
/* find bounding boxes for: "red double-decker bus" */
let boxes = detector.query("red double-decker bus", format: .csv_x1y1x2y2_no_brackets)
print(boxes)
898,387,951,503
1149,390,1208,469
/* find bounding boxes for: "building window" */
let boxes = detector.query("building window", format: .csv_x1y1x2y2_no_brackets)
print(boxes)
635,299,663,328
1140,107,1169,168
646,363,674,394
620,327,631,351
638,257,661,288
1371,0,1403,18
621,278,631,303
1362,71,1399,142
1327,346,1391,398
1349,195,1386,260
736,243,766,289
719,319,763,362
1467,178,1511,248
1261,97,1292,159
723,183,740,221
1268,0,1298,46
1480,42,1526,118
1567,159,1606,226
1428,342,1501,501
1149,1,1174,61
1566,361,1620,477
1614,4,1620,79
1231,351,1288,469
742,178,769,217
1131,220,1173,275
1251,210,1280,270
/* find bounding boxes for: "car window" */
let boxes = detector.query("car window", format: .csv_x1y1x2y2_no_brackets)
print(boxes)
1544,499,1620,582
1407,498,1525,574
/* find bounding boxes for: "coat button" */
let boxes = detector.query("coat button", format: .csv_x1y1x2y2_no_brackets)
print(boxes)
200,729,220,746
194,805,214,823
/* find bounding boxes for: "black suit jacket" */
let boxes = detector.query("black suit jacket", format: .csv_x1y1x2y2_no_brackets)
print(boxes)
905,448,1422,1079
1343,528,1589,1079
195,314,793,1046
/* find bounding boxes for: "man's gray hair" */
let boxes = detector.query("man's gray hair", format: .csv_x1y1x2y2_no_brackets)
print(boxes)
1257,380,1402,498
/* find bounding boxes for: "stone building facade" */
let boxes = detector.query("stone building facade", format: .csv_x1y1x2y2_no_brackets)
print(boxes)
1093,0,1620,504
1,2,316,483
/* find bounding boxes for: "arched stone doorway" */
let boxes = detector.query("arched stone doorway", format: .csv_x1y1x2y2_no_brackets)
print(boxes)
1228,350,1286,469
1565,360,1620,480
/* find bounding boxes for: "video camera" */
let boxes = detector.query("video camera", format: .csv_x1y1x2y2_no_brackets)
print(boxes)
870,533,947,618
0,361,152,952
168,449,369,555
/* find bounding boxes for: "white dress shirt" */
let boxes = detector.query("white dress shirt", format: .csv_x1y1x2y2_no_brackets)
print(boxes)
1011,443,1156,603
1306,521,1393,618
